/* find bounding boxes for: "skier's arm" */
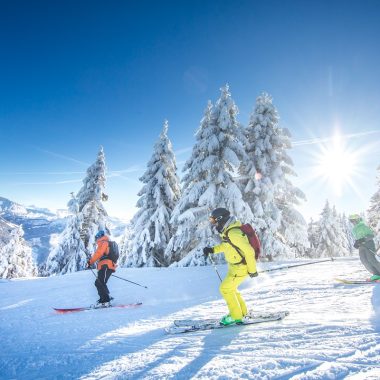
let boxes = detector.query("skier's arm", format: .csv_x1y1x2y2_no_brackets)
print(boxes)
244,247,257,275
89,241,107,264
228,230,257,274
212,241,230,255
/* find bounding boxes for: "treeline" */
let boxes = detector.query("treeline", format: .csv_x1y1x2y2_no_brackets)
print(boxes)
2,86,379,277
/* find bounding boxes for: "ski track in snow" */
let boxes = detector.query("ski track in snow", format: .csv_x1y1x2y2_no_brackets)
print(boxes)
0,259,379,379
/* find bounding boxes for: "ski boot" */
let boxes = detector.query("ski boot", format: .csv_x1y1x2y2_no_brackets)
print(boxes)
93,299,111,308
219,314,242,326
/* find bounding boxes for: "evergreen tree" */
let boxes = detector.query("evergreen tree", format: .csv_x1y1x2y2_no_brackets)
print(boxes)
118,223,132,267
45,148,109,275
0,218,37,279
77,147,109,251
331,206,350,257
340,213,355,256
44,196,87,275
368,164,380,244
307,218,319,258
125,120,180,267
167,85,252,266
275,127,308,258
315,201,346,258
240,92,290,260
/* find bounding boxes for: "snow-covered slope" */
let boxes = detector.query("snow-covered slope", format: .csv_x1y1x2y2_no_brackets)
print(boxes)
1,258,379,379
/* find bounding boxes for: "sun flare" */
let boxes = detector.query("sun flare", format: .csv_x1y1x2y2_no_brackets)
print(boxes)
314,134,358,196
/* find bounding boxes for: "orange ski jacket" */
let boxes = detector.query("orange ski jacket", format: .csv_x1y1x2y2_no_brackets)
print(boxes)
88,235,116,271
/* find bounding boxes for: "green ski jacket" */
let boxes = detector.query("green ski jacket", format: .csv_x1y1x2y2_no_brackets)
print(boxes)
352,221,374,240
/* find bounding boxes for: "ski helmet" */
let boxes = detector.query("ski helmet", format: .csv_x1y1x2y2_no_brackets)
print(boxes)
209,208,230,232
95,230,105,240
348,214,361,222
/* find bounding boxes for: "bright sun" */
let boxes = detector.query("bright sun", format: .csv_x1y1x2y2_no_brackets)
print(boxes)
314,134,358,196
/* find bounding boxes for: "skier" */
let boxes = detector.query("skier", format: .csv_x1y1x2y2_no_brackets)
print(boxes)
349,214,380,281
203,208,258,326
87,230,116,307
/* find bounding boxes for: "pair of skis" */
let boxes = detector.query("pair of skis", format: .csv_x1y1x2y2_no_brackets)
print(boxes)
53,302,142,313
335,278,380,285
53,303,288,335
166,310,289,334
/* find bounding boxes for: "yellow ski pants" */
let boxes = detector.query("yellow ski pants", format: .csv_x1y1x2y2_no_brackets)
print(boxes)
219,266,248,320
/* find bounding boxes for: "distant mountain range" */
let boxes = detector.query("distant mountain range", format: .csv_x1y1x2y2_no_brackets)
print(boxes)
0,196,128,266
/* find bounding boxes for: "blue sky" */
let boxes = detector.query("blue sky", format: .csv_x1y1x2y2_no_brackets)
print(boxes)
1,0,379,220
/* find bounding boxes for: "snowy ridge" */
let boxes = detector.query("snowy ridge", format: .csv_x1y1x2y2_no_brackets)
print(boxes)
0,196,67,265
1,258,379,379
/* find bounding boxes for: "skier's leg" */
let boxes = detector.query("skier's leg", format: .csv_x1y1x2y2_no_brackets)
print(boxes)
95,265,112,302
219,272,247,320
236,290,248,317
102,267,113,301
359,246,376,274
94,270,104,301
232,266,249,316
362,242,380,275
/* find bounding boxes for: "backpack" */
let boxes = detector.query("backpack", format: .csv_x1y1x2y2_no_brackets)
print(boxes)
225,223,261,263
107,241,120,263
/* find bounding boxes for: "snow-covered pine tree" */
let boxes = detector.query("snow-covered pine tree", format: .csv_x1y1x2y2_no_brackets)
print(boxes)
340,213,354,256
307,218,319,258
167,85,253,266
331,206,350,257
240,92,297,260
125,120,180,267
44,148,110,275
44,195,87,275
0,217,37,279
76,147,109,252
315,201,346,258
368,164,380,245
118,223,132,267
274,126,308,258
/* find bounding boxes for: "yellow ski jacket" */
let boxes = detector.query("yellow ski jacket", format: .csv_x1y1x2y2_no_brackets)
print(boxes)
212,220,257,274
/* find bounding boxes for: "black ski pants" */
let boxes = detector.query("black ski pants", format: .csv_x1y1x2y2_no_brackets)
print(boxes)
95,265,114,302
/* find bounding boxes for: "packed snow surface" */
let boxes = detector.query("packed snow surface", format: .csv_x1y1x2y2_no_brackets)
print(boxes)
1,258,379,379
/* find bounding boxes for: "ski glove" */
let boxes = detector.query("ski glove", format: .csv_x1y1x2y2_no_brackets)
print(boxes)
248,272,258,278
203,247,214,257
354,238,365,249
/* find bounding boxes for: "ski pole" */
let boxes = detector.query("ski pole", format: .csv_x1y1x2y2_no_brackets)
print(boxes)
367,246,380,257
259,258,334,274
89,267,118,296
111,274,148,289
89,267,110,293
208,254,223,283
90,267,97,278
88,263,148,289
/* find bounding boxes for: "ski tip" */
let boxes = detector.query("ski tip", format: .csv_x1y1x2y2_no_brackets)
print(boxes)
334,278,380,284
334,278,350,284
53,307,87,313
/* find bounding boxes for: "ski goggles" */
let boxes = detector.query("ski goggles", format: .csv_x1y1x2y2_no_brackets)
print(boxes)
208,216,217,225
